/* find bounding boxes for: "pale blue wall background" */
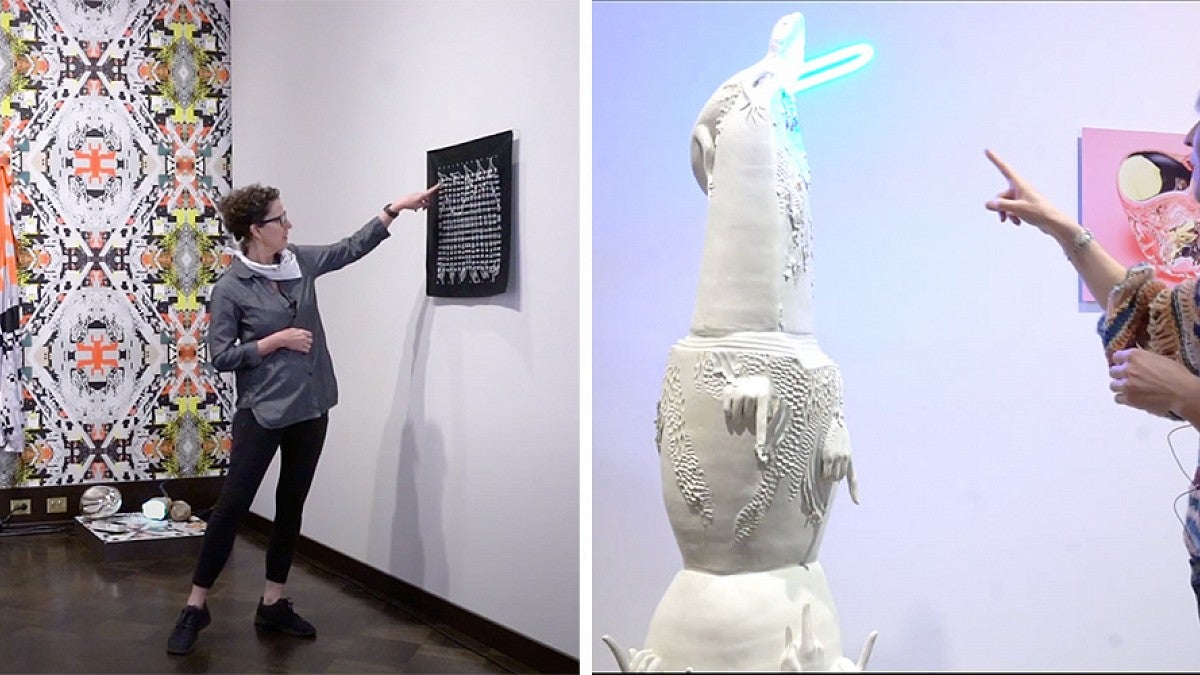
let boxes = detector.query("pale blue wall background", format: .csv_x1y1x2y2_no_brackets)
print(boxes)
593,1,1200,669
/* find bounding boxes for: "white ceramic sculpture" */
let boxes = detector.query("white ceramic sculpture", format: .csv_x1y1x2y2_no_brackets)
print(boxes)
604,13,877,672
79,484,122,519
142,496,172,521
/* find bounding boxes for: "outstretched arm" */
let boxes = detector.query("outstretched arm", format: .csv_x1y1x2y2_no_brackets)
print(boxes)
986,150,1200,422
984,149,1128,309
379,184,440,228
300,184,441,277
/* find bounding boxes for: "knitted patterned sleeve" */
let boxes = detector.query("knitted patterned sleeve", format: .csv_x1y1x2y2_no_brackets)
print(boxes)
1098,262,1165,364
1097,261,1199,371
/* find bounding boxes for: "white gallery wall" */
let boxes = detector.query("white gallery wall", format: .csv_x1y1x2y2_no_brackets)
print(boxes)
594,1,1200,670
230,0,579,657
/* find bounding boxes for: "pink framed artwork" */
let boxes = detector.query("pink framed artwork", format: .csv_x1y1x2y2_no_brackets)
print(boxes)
1080,126,1199,305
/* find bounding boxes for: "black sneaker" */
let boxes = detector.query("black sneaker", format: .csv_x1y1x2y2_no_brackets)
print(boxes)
254,597,316,638
166,604,210,655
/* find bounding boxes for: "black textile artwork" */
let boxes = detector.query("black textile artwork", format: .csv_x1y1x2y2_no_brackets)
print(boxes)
425,130,513,297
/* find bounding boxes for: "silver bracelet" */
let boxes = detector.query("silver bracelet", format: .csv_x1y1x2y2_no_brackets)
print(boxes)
1065,228,1094,260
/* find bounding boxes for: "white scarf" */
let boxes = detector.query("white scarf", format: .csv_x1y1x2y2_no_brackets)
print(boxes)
234,248,302,280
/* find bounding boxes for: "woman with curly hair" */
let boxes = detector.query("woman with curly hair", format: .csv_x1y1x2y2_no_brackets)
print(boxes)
167,182,438,655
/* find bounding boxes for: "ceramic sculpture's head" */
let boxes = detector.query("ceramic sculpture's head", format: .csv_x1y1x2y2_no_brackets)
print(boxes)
687,13,816,336
768,12,805,61
687,13,872,336
690,13,804,195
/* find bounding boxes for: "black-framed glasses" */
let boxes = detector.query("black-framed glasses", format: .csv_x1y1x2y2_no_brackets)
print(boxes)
257,212,289,226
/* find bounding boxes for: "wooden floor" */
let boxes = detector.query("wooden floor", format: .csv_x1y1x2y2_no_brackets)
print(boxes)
0,523,526,673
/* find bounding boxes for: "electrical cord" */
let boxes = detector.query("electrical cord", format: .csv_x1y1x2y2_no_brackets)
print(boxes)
1168,423,1198,530
1169,423,1195,480
0,500,28,533
0,502,70,537
0,524,71,537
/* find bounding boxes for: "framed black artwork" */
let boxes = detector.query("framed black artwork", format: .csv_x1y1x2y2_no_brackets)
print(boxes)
425,130,514,297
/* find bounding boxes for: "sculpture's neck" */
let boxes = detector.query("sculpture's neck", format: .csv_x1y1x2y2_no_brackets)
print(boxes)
690,85,815,337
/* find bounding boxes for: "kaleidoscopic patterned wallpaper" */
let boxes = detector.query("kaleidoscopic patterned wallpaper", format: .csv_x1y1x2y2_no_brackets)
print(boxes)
1,0,234,485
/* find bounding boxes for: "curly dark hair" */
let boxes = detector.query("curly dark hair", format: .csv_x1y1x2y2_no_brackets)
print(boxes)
217,184,280,248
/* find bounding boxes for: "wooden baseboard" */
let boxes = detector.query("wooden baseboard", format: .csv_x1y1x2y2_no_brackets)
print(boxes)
240,511,578,674
0,477,225,523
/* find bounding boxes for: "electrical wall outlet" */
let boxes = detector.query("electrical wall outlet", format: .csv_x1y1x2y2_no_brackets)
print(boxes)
46,497,67,514
9,498,31,516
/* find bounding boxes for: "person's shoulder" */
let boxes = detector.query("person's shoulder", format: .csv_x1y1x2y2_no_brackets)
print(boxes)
209,272,233,300
289,242,327,269
211,259,250,292
288,242,311,259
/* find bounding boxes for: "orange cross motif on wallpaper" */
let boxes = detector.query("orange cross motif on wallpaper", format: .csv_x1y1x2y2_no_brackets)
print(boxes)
75,335,119,376
73,141,117,185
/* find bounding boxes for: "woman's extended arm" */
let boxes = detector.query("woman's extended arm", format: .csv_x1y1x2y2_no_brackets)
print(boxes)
984,149,1128,309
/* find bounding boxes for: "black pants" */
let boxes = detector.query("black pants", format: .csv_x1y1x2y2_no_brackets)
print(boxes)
191,408,329,589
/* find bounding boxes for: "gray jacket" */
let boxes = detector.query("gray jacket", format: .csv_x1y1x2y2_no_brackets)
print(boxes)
206,217,391,428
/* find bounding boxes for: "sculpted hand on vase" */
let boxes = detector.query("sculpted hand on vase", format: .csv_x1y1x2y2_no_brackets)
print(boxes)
601,637,668,673
782,604,877,672
781,604,826,672
820,417,858,504
723,374,780,460
630,648,665,672
723,371,857,502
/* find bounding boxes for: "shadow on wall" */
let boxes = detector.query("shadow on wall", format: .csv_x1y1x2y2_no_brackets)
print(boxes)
368,297,448,593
